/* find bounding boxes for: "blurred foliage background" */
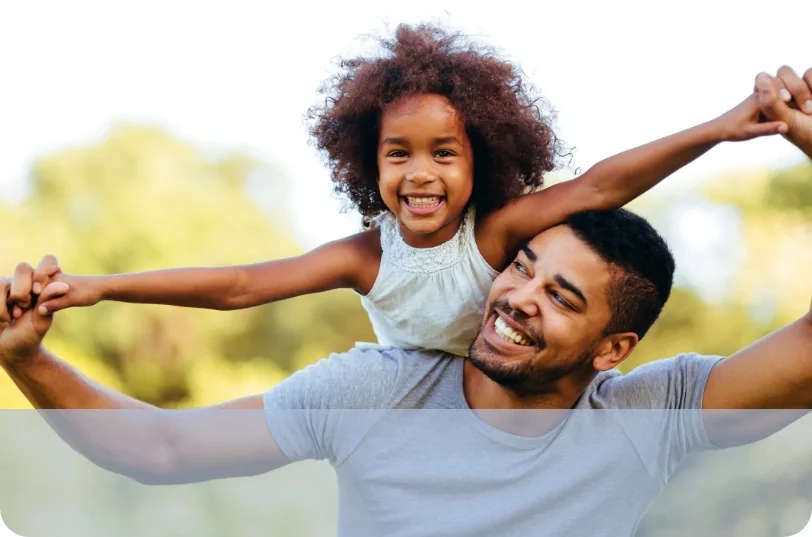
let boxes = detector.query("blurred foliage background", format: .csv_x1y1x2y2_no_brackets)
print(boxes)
0,125,377,408
1,124,812,537
1,124,811,409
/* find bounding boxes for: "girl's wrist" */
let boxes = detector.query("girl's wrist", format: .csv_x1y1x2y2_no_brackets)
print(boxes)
700,116,731,144
94,275,115,302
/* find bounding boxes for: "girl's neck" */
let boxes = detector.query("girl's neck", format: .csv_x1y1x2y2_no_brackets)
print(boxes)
397,211,466,249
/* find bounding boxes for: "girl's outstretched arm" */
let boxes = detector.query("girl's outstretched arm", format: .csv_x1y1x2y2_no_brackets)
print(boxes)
476,92,788,269
29,230,382,315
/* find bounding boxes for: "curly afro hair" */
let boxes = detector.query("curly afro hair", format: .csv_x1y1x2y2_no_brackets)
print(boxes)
306,23,569,219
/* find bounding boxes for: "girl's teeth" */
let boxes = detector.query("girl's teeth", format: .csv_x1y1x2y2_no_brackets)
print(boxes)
494,317,531,346
407,196,441,206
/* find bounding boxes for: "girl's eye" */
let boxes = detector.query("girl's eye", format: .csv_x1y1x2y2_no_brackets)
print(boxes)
435,150,454,158
512,261,527,274
388,150,408,158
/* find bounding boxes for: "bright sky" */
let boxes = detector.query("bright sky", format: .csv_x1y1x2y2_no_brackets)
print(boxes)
1,0,810,273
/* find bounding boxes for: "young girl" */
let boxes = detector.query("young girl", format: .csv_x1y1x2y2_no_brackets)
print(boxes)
23,24,786,356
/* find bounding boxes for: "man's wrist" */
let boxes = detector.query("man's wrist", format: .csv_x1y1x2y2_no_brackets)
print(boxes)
1,344,45,372
786,124,812,160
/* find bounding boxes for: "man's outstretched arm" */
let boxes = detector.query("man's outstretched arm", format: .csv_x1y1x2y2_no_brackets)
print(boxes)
0,271,289,485
698,67,812,445
702,306,812,411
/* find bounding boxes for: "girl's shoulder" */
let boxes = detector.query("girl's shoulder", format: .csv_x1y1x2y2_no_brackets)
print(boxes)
347,226,383,294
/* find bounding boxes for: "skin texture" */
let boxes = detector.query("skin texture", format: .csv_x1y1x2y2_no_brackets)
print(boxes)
466,226,635,410
377,94,475,248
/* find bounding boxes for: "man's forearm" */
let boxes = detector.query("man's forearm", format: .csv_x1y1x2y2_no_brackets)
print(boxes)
2,347,287,485
2,348,173,482
3,347,153,410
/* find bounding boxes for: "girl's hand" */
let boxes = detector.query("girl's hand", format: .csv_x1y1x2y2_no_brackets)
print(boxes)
14,255,105,317
712,92,789,142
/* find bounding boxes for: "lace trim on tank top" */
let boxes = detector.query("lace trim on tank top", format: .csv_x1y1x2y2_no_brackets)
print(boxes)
379,207,475,274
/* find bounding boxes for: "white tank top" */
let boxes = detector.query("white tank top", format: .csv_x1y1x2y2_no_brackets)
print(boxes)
358,206,500,356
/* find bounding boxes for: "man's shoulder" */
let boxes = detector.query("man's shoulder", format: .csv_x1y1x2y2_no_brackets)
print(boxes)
264,346,457,411
582,352,725,410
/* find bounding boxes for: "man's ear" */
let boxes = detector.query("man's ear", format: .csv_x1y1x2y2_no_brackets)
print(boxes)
592,332,638,372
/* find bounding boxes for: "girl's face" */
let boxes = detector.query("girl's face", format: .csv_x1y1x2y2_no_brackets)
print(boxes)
377,93,475,248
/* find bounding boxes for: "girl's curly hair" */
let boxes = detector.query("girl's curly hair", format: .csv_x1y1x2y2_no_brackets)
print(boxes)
306,23,569,219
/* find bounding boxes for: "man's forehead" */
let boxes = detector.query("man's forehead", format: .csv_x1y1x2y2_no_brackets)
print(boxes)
526,225,586,253
524,226,612,289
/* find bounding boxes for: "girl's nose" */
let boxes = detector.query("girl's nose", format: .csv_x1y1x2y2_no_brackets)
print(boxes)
405,170,437,185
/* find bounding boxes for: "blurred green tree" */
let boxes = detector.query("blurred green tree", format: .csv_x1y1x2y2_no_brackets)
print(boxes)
0,124,375,406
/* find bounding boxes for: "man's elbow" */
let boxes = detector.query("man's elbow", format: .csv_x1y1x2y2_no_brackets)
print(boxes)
78,417,184,486
89,438,181,486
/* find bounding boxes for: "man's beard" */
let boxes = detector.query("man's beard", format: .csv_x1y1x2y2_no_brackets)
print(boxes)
467,300,597,396
468,344,595,396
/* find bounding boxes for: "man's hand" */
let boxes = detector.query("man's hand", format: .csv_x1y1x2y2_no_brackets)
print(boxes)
755,66,812,158
0,265,68,365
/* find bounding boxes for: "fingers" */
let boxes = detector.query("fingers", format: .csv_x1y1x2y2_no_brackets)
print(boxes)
8,262,34,313
755,72,796,127
29,293,56,341
36,282,70,315
33,254,61,295
746,119,789,138
805,68,812,102
0,278,10,327
777,65,812,115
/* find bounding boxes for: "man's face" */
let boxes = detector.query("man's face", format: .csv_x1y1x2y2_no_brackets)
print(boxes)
469,225,619,394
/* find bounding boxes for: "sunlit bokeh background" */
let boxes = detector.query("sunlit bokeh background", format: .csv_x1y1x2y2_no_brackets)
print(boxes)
1,1,812,535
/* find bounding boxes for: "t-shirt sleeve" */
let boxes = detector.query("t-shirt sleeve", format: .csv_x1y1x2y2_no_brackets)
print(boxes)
596,352,724,483
261,347,402,465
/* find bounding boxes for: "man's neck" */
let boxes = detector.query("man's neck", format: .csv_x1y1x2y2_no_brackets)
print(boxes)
461,361,592,437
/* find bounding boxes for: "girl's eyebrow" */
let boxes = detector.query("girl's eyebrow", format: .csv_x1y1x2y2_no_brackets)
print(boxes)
381,137,408,146
381,136,462,146
434,136,462,145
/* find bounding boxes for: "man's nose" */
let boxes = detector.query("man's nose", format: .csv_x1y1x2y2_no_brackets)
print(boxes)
507,282,540,319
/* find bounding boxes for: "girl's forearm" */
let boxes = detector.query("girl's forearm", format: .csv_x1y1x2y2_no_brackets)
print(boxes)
95,237,370,311
583,119,725,208
98,267,246,310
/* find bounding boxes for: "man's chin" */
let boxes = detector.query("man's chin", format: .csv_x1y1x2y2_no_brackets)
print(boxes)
468,337,531,388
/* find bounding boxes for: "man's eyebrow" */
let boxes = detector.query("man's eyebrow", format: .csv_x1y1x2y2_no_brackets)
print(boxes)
520,246,537,262
554,274,587,307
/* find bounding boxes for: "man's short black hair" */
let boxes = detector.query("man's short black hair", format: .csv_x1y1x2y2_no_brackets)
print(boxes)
563,209,675,339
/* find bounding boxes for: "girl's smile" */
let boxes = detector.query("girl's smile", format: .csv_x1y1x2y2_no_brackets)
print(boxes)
377,93,475,249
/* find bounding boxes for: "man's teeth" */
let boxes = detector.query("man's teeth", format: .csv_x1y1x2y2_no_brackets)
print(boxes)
406,196,441,207
494,317,531,346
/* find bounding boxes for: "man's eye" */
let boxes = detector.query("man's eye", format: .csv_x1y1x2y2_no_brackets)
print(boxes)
512,261,527,274
550,291,572,309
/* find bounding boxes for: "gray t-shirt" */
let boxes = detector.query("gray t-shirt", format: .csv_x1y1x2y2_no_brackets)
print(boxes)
263,348,723,537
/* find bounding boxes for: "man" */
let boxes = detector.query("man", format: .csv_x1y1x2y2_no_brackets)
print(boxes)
2,69,812,536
